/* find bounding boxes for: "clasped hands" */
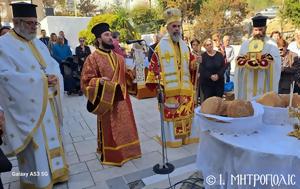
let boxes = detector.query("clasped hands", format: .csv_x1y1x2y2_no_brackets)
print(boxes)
47,74,58,86
210,74,219,81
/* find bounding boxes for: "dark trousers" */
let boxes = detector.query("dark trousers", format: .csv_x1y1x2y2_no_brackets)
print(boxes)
0,178,3,189
225,64,231,83
201,83,224,101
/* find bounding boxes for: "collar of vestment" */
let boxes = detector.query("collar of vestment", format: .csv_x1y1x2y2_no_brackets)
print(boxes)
11,29,30,42
98,48,111,54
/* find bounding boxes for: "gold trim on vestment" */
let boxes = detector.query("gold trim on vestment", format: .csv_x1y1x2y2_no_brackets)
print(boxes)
103,140,140,150
101,154,142,167
92,78,100,104
253,69,258,97
6,75,48,157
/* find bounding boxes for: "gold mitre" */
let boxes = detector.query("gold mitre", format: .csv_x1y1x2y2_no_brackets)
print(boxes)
164,8,182,26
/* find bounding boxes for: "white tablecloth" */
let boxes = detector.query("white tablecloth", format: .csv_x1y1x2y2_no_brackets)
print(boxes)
195,108,300,189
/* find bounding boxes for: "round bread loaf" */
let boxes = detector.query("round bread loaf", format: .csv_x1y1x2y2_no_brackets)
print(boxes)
201,96,223,115
227,100,254,117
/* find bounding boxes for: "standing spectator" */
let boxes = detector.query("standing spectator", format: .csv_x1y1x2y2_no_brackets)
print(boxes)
148,34,162,62
212,33,226,56
288,29,300,57
0,106,12,189
278,38,300,94
0,26,10,36
48,32,57,55
39,29,49,46
112,31,126,57
223,35,235,82
75,37,91,71
270,30,282,42
52,35,72,74
200,38,225,100
59,30,68,45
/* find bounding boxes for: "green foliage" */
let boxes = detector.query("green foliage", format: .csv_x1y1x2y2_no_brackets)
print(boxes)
282,0,300,27
79,13,140,45
194,0,248,43
130,5,163,33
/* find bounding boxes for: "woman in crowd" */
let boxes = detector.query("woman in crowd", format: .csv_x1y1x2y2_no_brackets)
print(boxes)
278,38,300,94
48,33,57,55
199,38,225,101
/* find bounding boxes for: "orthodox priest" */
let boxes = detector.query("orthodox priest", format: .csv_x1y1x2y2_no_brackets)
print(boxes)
234,14,281,100
0,2,68,189
81,23,141,166
145,8,199,148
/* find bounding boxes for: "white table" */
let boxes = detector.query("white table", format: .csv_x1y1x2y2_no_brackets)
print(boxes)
194,107,300,189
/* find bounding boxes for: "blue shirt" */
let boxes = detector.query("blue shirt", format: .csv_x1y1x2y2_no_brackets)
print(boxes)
52,43,72,63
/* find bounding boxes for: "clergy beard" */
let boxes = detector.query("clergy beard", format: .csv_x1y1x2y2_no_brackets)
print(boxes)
170,32,181,43
14,24,36,41
101,41,115,50
253,34,265,40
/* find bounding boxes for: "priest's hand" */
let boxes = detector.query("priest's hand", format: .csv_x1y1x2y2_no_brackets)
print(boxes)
47,75,58,86
100,77,110,85
0,111,4,136
211,74,219,81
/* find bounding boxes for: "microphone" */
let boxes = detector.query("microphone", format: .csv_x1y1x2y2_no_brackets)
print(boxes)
126,39,144,44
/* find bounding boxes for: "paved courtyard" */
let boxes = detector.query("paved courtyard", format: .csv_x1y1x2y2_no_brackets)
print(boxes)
2,94,199,189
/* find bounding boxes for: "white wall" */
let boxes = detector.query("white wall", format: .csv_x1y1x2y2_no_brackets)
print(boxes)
40,16,91,53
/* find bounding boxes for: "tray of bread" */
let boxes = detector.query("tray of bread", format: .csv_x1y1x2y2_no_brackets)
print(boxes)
196,96,264,135
255,92,299,125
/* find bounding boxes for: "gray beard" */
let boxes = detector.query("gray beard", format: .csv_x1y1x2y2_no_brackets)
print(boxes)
14,26,36,41
170,33,181,43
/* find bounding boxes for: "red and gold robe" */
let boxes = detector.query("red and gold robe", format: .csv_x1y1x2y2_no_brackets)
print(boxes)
146,35,199,148
81,49,141,166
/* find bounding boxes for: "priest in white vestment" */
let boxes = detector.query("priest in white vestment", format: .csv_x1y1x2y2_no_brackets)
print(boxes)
234,14,281,100
0,2,68,188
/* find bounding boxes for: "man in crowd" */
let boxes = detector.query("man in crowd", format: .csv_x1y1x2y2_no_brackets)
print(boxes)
0,2,68,188
39,29,49,46
81,22,141,166
288,29,300,57
112,31,126,57
223,35,235,83
235,14,281,100
146,8,199,148
59,30,68,45
148,34,162,62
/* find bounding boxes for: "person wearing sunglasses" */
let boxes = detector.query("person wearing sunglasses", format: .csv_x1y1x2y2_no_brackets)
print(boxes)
278,38,300,94
235,14,281,100
75,37,91,71
0,2,69,188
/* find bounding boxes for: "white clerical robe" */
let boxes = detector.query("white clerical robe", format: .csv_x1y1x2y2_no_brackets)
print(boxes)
0,31,68,189
234,36,281,100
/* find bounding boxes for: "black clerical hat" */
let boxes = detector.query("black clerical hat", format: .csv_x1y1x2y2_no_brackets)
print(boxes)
91,23,110,38
252,14,268,27
10,2,37,18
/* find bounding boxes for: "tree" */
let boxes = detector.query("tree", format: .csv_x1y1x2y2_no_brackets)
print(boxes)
79,12,140,45
77,0,98,16
130,5,163,33
42,0,55,7
193,0,248,43
157,0,203,22
281,0,300,27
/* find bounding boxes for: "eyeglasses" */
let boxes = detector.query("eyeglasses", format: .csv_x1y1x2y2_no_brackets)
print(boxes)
20,19,40,26
79,40,85,42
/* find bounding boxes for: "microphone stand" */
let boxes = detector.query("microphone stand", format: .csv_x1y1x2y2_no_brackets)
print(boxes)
136,40,175,175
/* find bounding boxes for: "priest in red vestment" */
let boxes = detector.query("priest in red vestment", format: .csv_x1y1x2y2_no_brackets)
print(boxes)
81,23,141,166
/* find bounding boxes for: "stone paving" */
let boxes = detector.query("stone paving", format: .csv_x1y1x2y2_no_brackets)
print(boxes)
2,95,198,189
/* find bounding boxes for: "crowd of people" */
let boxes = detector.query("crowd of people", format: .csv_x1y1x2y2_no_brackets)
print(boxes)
1,2,300,189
